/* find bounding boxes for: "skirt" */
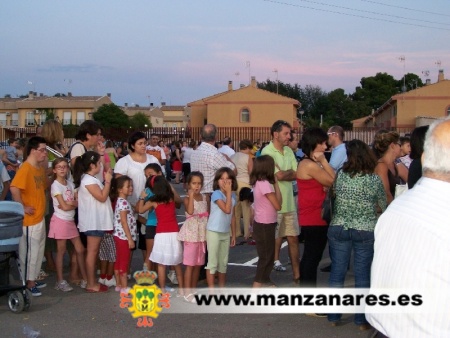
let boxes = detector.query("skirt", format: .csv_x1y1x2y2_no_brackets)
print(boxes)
48,215,79,240
171,160,182,173
150,232,183,266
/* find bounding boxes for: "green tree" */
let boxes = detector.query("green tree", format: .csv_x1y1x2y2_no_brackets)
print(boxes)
129,112,152,129
397,73,424,91
93,103,129,128
352,72,399,111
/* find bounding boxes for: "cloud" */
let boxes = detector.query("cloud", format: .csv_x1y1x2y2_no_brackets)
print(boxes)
37,64,113,73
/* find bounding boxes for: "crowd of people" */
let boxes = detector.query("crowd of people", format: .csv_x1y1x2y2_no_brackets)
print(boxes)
1,116,448,337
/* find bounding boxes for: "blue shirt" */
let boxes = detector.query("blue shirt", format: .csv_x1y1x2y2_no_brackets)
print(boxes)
329,143,347,171
206,190,236,233
144,188,157,226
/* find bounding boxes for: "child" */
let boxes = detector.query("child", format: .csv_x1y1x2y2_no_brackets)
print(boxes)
111,175,137,294
138,163,182,280
249,155,282,288
73,151,113,293
139,175,184,295
205,167,238,288
398,136,412,169
177,172,209,302
49,158,88,291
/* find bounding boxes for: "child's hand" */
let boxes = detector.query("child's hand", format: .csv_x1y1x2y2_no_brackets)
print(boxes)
70,200,78,208
187,189,195,197
140,190,147,199
104,169,113,183
222,179,232,194
230,236,236,247
128,238,135,249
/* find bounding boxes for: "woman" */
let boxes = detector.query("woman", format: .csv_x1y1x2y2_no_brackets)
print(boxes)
297,127,335,287
171,141,183,184
104,140,118,170
182,140,196,191
373,130,408,204
327,140,387,330
408,126,429,189
117,141,128,159
230,139,254,240
114,132,160,263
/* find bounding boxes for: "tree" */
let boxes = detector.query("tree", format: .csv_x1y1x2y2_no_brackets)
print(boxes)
352,72,399,111
397,73,424,91
92,103,129,128
129,112,152,129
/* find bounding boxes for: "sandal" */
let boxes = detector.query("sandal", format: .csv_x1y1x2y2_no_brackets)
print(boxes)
183,294,196,303
86,284,109,293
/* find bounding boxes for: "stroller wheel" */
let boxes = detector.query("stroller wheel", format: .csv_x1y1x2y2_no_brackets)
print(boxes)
7,291,25,313
23,289,32,311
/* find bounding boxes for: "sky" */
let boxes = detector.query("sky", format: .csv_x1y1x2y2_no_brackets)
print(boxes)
1,0,450,107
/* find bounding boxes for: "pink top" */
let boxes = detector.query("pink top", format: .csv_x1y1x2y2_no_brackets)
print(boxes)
297,178,327,226
253,180,277,224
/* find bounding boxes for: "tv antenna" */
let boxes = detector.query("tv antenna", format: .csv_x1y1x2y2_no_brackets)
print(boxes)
399,56,406,92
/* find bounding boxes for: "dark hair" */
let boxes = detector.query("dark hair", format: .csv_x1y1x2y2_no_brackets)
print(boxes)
8,138,17,145
270,120,292,136
128,131,147,152
410,125,429,160
239,187,254,203
72,151,101,187
75,120,101,141
239,139,253,150
144,163,162,174
223,136,232,146
147,175,174,203
301,127,328,157
250,155,276,185
105,140,114,148
342,139,377,177
399,136,410,145
187,171,204,186
26,136,46,156
212,167,238,191
52,157,69,180
110,175,132,201
372,130,399,158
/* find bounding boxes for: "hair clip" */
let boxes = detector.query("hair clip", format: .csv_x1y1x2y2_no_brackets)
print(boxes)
91,155,94,161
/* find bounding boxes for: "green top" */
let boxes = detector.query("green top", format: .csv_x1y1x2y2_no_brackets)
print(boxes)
261,141,298,213
331,171,387,231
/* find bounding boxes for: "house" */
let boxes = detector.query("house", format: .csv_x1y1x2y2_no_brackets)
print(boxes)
0,92,112,128
122,103,164,128
160,104,190,128
357,70,450,129
187,77,300,129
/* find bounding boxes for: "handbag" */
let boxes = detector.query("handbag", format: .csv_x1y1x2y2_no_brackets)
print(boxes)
321,170,340,224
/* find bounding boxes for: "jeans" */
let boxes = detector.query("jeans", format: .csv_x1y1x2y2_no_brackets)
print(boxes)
299,226,328,287
327,225,374,325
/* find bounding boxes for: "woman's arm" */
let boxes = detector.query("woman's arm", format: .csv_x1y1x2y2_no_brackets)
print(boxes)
375,162,394,205
247,155,253,177
397,162,409,183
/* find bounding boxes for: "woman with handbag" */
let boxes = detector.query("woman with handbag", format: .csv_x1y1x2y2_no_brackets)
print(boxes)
296,127,335,289
327,140,387,330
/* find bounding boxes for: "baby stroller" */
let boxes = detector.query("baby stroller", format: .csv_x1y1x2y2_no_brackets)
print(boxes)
0,201,32,313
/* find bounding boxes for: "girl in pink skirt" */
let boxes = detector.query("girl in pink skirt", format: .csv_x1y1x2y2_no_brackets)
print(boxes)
48,158,88,291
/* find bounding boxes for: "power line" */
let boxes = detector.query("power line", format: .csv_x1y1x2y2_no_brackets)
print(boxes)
262,0,450,31
360,0,450,18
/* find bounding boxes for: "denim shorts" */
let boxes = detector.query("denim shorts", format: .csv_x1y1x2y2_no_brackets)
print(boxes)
83,230,105,237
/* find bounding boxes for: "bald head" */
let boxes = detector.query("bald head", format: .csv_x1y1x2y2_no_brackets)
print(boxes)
422,118,450,180
201,124,217,143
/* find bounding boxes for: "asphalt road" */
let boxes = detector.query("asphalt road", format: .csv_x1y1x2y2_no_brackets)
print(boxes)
1,183,377,338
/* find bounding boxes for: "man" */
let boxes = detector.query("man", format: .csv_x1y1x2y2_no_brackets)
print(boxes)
218,136,235,159
366,118,450,337
0,161,11,201
321,125,347,273
146,133,166,175
191,125,236,194
327,126,347,171
262,120,300,282
10,136,48,296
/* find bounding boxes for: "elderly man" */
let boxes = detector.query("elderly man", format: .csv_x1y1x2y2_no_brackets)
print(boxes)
218,136,235,159
262,120,300,283
366,118,450,337
146,133,166,175
191,125,236,194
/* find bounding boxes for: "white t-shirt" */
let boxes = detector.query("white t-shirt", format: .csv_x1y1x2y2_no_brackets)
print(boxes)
0,162,11,194
51,180,76,221
113,197,137,241
218,145,235,158
114,154,161,211
77,174,113,232
182,147,194,163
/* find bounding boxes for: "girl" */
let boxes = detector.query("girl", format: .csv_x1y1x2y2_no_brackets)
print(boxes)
205,167,238,288
177,172,209,302
73,151,114,293
250,155,282,288
111,175,137,294
139,175,184,294
48,158,88,291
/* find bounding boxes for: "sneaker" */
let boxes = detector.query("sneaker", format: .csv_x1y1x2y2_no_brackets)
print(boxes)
167,270,179,285
120,287,131,295
28,286,42,297
98,277,106,284
35,281,47,289
273,260,286,272
79,280,87,289
36,269,49,280
103,276,116,287
115,286,122,292
55,280,73,292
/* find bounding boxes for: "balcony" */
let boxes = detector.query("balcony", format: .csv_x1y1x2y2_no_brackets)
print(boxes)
25,119,35,126
11,120,18,126
63,119,72,125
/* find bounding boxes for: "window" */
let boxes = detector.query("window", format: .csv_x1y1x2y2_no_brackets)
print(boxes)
76,111,85,125
0,114,6,126
26,111,34,126
447,107,450,116
63,112,71,125
240,108,250,123
39,113,46,126
11,113,18,126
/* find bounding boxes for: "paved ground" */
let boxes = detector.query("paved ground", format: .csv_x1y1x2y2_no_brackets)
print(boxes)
1,184,377,338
